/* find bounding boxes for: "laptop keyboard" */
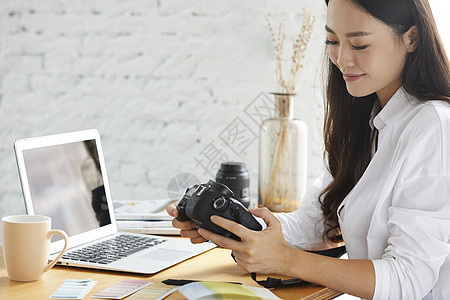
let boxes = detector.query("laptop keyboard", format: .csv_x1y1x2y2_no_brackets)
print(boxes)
62,235,167,265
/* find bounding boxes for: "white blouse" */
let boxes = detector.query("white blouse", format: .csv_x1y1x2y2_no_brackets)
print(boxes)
276,88,450,299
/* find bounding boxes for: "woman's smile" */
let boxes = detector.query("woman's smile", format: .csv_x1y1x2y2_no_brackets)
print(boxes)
343,73,366,82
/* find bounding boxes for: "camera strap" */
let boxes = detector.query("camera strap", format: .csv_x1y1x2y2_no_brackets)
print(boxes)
251,272,303,288
250,246,347,289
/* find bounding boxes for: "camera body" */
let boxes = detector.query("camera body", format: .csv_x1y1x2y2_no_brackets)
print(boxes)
177,180,263,240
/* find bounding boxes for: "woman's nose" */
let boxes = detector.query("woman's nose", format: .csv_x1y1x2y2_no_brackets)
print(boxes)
336,46,355,70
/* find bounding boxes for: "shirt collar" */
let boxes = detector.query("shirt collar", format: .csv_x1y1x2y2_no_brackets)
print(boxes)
373,87,411,132
369,100,381,131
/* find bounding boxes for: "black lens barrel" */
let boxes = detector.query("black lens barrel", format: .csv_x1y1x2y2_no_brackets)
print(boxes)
215,162,250,208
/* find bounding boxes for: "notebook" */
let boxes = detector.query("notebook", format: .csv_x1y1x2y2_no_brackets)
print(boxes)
13,129,215,274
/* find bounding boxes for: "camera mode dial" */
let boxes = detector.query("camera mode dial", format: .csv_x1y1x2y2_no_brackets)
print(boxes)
212,197,228,211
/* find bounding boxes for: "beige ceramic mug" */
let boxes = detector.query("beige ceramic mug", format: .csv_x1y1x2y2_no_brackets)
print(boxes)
2,215,69,282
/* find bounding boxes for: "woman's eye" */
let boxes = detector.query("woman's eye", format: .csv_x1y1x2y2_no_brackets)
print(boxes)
325,39,338,46
351,45,368,51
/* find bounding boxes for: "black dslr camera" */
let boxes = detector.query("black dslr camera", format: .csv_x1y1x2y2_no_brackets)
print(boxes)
176,180,263,240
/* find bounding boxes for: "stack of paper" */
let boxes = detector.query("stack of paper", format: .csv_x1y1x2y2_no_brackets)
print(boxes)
113,200,180,235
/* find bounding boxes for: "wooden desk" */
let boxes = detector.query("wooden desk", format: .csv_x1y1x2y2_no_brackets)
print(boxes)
1,244,335,299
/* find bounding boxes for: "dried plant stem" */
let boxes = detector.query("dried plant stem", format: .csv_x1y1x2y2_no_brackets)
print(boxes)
266,8,316,93
277,94,291,118
263,119,297,211
265,14,286,92
261,94,298,211
287,10,316,93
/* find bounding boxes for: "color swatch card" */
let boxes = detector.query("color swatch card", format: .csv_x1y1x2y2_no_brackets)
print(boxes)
49,279,97,299
178,281,282,300
92,279,151,299
129,283,177,300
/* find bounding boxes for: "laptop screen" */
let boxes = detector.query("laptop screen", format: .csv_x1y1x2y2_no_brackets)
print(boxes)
21,139,111,240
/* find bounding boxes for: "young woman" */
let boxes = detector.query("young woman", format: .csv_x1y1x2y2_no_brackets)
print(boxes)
167,0,450,298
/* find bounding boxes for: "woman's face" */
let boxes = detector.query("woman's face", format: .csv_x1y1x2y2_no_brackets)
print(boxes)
326,0,409,106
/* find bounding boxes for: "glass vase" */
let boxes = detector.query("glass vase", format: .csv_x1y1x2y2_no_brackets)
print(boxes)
258,93,308,212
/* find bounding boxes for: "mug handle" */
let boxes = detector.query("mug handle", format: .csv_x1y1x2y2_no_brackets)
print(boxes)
43,229,69,273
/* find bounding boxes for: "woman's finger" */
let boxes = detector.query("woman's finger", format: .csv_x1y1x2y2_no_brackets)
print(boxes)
198,227,242,250
180,229,202,239
171,218,196,230
166,203,179,218
190,236,209,244
249,207,280,228
209,215,250,240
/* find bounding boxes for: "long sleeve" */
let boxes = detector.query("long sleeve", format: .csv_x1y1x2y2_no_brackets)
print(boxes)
276,170,334,250
370,105,450,299
372,176,450,299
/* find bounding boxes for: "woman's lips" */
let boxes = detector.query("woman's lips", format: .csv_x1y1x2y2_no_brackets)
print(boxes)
343,73,365,82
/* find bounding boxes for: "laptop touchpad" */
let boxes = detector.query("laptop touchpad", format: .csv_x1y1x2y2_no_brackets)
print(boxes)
140,248,193,261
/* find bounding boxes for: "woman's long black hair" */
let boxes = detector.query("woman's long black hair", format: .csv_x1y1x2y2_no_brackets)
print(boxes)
321,0,450,242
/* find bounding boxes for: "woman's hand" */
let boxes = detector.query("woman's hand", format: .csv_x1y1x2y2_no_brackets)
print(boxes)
166,204,208,244
197,207,292,275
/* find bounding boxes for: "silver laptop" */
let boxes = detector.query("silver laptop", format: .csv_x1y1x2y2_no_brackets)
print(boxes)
14,129,215,274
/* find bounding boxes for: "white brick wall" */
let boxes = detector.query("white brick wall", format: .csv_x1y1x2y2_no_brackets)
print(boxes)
0,1,327,227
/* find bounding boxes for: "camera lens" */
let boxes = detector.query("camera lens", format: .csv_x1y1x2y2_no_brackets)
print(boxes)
215,162,250,208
